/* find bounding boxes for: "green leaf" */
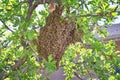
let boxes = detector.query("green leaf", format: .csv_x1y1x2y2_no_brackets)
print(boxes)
109,76,115,80
27,30,35,40
112,12,117,16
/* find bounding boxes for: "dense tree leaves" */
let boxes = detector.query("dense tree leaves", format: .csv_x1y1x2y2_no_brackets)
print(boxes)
0,0,120,80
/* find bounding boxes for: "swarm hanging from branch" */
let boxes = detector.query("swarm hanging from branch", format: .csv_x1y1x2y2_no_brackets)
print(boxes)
37,5,83,68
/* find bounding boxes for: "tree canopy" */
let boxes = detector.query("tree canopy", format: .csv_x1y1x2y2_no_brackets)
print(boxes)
0,0,120,80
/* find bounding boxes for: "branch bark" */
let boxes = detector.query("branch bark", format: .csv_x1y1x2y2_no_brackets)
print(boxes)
26,0,62,21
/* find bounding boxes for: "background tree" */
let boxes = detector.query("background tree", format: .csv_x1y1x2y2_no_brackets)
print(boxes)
0,0,120,80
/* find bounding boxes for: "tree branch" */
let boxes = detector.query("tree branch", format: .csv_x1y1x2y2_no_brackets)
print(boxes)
26,0,62,21
0,58,26,79
75,10,119,18
26,1,40,21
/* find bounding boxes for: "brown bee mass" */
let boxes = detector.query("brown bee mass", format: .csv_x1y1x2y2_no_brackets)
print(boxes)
37,5,83,68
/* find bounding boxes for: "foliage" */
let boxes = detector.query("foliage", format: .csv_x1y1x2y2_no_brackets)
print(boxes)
0,0,120,80
62,41,120,79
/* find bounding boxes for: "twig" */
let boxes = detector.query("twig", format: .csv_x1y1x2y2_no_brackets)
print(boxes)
74,72,83,80
0,71,9,80
21,66,29,73
27,40,40,61
0,19,14,32
27,40,37,54
12,58,26,71
82,61,93,79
